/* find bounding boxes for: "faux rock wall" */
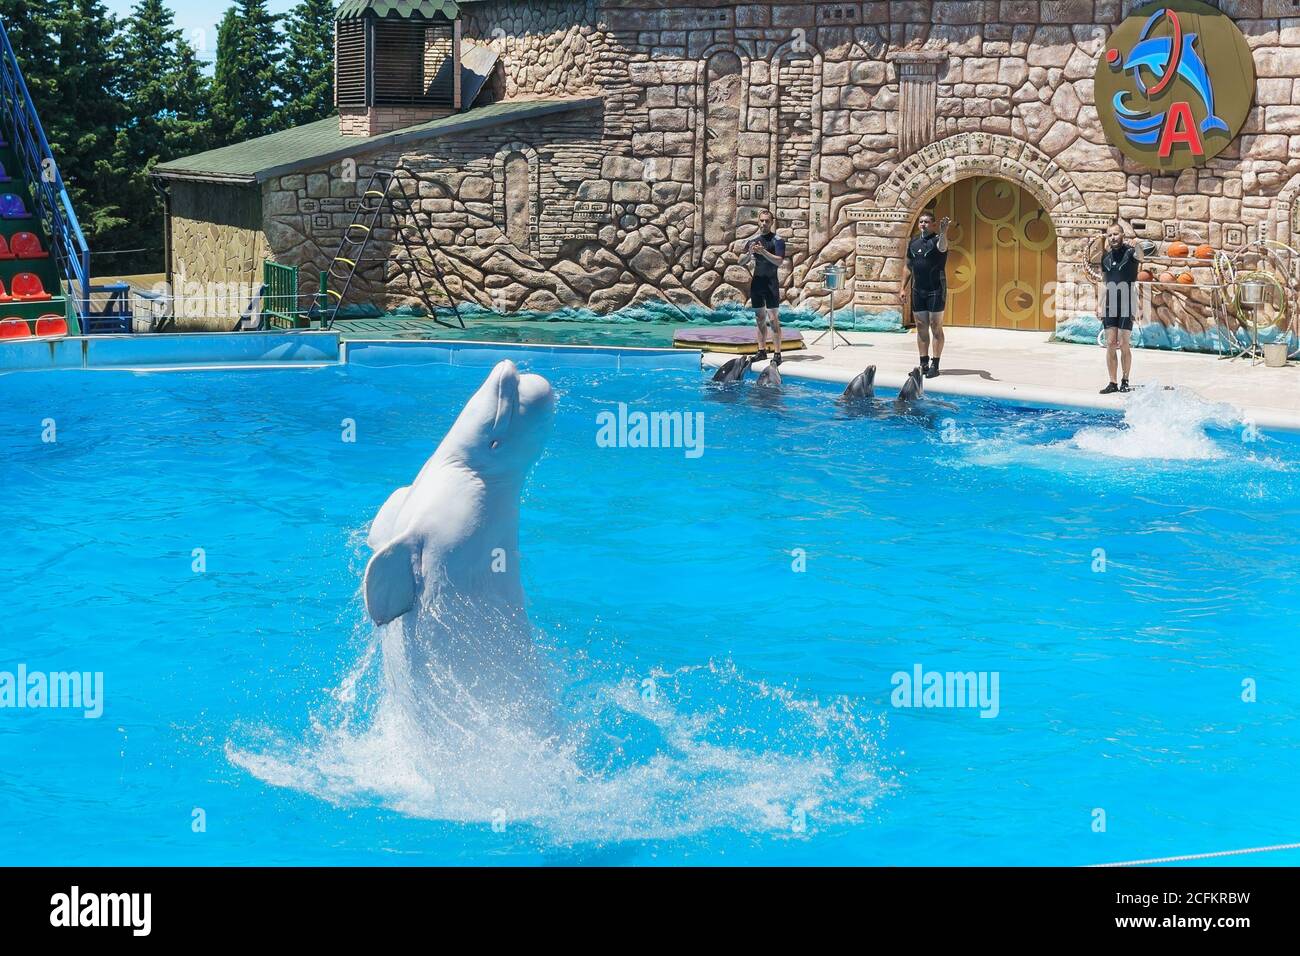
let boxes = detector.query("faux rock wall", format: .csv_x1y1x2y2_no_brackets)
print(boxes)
169,181,268,331
242,1,1300,330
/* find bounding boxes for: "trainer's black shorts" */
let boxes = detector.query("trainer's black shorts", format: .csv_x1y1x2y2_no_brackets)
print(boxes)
1102,315,1134,332
750,275,780,310
911,287,946,314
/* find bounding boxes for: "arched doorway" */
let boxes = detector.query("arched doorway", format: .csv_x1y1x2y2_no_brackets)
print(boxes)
920,176,1058,331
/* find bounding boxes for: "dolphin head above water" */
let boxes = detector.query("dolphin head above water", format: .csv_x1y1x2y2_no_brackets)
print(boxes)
841,365,877,400
755,361,783,389
711,354,753,383
896,366,925,404
364,360,555,626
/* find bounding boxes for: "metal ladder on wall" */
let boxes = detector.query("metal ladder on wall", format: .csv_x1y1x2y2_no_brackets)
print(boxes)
322,166,465,330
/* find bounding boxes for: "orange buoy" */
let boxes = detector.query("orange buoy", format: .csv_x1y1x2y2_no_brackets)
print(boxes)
1194,243,1214,259
1167,240,1190,257
1158,271,1176,283
1177,271,1195,284
1138,269,1154,282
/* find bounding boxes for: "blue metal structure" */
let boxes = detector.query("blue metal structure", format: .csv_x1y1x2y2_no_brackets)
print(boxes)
0,17,92,333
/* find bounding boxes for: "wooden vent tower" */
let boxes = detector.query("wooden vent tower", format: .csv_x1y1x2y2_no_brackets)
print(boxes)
335,0,463,136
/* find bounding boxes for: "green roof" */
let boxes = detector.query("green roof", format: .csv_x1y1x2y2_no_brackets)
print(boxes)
151,98,601,184
336,0,460,19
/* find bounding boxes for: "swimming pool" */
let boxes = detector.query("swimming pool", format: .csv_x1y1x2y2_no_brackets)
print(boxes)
2,354,1297,865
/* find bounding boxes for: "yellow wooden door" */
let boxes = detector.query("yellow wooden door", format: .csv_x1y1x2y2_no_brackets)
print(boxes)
926,177,1057,331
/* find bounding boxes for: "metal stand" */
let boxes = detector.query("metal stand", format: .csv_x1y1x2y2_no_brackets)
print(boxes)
807,265,867,350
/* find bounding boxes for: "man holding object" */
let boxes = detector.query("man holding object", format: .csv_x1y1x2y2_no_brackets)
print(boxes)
743,210,787,364
903,212,951,378
1098,222,1143,394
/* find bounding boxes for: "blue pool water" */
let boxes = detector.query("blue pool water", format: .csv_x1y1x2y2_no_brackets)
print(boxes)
1,358,1297,865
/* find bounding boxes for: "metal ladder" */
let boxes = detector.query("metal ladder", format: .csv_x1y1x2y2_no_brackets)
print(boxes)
322,166,464,330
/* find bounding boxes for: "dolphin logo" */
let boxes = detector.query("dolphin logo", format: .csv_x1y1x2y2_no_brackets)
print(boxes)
1107,7,1229,145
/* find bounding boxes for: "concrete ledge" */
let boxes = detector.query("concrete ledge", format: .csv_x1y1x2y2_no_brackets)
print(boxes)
0,331,341,370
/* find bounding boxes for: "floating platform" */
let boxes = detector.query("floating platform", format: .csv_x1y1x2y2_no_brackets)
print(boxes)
672,325,806,353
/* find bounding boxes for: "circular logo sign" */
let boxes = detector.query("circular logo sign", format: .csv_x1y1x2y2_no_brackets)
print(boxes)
1094,0,1255,171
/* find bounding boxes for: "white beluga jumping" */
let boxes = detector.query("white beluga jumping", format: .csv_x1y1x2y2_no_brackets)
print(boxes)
363,360,558,739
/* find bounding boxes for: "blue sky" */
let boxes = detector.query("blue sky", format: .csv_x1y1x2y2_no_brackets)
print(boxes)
104,0,298,62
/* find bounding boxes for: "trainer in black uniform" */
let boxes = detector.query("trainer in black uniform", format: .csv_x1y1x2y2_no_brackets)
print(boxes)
1098,222,1142,394
905,211,951,378
745,210,787,364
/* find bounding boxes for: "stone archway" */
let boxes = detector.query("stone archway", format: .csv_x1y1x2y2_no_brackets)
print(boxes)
847,132,1110,329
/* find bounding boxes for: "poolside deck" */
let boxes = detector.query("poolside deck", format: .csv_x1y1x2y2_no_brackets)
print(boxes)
703,327,1300,430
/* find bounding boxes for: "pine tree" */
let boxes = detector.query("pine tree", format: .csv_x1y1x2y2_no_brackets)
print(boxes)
42,0,127,242
277,0,336,129
111,0,211,272
211,0,283,144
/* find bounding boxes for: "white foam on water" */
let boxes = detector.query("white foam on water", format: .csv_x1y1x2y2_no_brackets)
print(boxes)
227,625,886,846
1067,384,1240,461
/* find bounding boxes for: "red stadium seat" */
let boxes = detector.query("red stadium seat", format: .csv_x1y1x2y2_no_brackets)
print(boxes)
0,235,13,260
0,278,11,302
10,232,48,259
34,314,66,337
10,272,51,301
0,318,31,339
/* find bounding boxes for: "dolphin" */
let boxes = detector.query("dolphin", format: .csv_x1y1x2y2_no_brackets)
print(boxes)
711,354,753,383
841,365,877,401
364,360,558,733
755,361,783,389
895,366,925,406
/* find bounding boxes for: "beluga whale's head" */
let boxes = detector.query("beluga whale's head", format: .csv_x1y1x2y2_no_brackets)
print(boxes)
437,360,555,483
363,360,555,628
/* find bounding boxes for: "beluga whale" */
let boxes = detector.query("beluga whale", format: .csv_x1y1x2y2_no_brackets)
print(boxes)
363,360,558,738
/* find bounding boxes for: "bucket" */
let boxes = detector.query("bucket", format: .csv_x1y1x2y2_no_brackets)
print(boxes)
1238,279,1267,307
823,265,845,291
1263,341,1289,368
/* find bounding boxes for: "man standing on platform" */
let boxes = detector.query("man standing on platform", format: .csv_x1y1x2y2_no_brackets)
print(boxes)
743,210,787,364
903,211,951,378
1098,222,1143,394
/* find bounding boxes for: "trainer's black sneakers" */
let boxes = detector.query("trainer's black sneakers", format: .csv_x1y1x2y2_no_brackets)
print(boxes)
924,360,940,378
1119,379,1132,392
1100,382,1119,394
773,353,783,366
754,350,769,361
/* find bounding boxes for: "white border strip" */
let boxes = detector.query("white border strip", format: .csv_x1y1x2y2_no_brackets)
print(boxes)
1090,841,1300,867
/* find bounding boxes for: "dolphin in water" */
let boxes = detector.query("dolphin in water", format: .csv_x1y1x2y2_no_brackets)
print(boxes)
841,365,877,401
711,354,753,383
755,361,783,389
364,360,558,737
895,366,925,407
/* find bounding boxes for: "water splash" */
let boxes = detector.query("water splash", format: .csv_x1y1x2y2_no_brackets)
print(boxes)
227,634,887,846
1069,384,1241,461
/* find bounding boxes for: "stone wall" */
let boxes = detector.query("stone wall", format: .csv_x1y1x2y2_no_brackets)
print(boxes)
201,1,1300,333
169,181,268,331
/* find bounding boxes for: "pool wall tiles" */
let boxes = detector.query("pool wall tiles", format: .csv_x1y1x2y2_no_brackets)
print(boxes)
0,333,701,372
0,332,341,370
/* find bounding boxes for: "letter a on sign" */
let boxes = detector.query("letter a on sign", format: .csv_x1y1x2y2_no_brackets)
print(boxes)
1157,102,1204,158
